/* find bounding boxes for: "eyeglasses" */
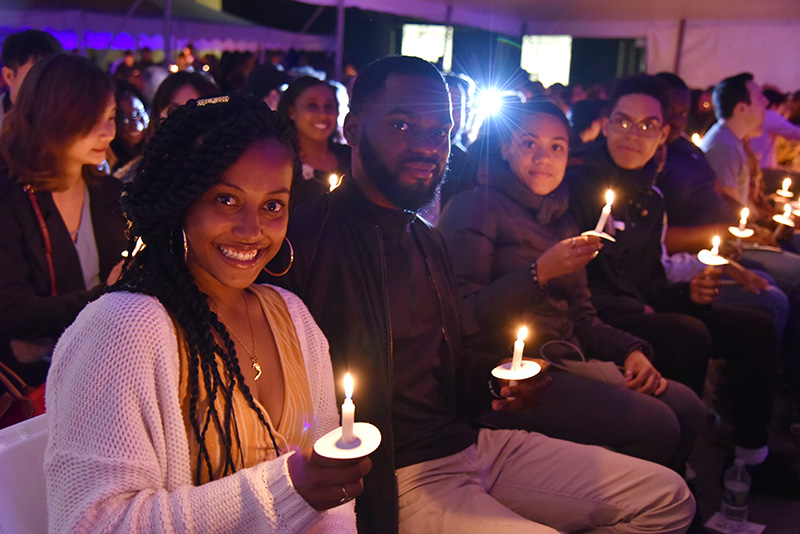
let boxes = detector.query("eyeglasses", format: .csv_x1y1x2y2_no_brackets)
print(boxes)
121,110,149,127
608,116,663,138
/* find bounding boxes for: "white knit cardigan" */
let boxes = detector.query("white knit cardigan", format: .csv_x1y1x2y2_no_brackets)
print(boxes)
45,286,355,533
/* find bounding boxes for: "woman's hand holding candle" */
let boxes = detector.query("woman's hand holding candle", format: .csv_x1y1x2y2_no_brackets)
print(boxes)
535,235,602,285
689,266,723,305
287,446,372,511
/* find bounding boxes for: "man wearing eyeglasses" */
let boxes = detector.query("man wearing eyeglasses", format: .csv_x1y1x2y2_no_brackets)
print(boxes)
567,74,800,499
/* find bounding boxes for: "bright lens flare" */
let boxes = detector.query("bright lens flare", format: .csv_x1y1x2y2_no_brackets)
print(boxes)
344,373,353,400
476,88,504,118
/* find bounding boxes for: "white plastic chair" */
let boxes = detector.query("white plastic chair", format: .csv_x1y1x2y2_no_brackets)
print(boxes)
0,414,48,534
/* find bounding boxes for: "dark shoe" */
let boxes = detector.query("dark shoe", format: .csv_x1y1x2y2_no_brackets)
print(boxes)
746,454,800,500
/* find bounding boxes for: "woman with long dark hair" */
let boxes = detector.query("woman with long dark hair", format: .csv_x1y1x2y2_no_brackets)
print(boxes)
0,54,127,386
277,76,350,208
45,94,367,532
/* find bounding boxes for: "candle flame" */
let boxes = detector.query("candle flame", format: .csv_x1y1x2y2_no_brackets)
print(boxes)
785,204,793,217
329,174,341,191
169,64,179,73
710,235,721,256
741,207,749,222
344,373,353,400
516,326,528,343
691,133,702,147
784,178,792,192
605,189,614,206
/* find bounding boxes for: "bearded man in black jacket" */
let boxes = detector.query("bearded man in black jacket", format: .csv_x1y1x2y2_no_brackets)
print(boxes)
269,56,694,534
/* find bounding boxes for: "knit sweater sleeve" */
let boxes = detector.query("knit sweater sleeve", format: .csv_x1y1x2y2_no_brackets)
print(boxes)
270,285,357,533
45,291,325,534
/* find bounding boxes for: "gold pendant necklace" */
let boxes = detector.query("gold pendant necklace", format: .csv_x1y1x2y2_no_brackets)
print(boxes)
211,293,262,381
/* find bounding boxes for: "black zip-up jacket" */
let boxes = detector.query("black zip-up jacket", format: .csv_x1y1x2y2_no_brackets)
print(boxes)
566,141,695,316
268,180,498,534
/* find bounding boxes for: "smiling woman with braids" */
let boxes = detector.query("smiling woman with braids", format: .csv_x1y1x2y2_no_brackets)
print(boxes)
44,94,369,533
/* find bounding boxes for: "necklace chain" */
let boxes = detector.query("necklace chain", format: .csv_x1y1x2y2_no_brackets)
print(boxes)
211,293,262,381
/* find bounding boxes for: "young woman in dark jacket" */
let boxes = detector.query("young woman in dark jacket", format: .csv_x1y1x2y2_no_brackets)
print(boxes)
438,101,705,473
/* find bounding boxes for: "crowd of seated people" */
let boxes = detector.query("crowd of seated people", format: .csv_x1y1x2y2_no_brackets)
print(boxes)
3,26,800,534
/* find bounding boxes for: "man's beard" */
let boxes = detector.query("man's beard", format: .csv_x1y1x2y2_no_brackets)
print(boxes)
359,132,446,212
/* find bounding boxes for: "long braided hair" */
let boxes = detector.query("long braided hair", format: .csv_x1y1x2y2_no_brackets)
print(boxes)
114,94,301,484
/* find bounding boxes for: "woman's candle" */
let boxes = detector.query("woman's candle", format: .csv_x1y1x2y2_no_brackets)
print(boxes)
329,174,341,192
594,190,614,233
782,178,792,195
341,373,355,443
710,235,721,256
511,326,527,371
738,208,749,232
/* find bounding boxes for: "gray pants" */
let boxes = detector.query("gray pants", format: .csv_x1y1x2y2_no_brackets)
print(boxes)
397,428,695,533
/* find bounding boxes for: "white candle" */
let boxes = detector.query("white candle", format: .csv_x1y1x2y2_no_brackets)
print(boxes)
341,373,355,443
691,133,702,147
594,190,614,233
782,178,792,194
710,235,721,256
738,208,749,232
329,174,341,192
511,326,527,371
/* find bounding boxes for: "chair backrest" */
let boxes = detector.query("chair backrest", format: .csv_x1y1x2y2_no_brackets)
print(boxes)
0,414,48,534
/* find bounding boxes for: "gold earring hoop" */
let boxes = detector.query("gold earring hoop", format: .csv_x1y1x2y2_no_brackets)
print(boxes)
263,237,294,277
182,228,188,262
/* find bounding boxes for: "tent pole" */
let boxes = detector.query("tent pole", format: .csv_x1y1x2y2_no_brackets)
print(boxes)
164,0,173,65
673,19,686,74
335,0,345,80
97,0,144,66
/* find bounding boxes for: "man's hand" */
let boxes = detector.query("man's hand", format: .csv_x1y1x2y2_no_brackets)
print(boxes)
623,350,667,396
722,262,769,294
751,224,779,247
689,266,722,305
492,359,552,412
287,447,372,511
536,235,603,285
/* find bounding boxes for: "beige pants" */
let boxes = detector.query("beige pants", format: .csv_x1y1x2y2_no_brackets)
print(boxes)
397,429,694,534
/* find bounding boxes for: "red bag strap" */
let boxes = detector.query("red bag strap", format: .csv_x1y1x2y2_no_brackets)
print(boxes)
24,185,58,296
0,359,29,397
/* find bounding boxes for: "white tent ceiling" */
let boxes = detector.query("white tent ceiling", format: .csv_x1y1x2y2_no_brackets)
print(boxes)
301,0,800,36
302,0,800,90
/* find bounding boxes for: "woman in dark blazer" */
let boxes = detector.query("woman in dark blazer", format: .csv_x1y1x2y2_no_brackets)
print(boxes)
0,54,127,385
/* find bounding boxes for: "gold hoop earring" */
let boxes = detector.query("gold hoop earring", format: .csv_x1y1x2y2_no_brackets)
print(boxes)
182,228,188,262
263,237,294,277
